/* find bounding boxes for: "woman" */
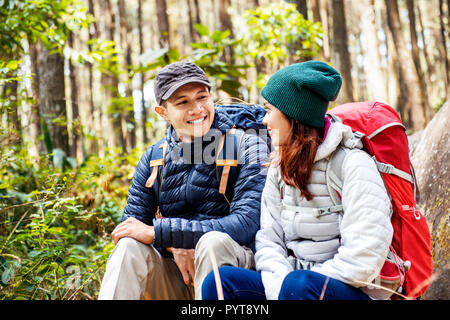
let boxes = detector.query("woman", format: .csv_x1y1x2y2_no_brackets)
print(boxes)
201,61,393,300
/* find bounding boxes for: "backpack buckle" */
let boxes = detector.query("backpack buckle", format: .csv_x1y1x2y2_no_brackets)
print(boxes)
345,131,365,149
316,208,331,217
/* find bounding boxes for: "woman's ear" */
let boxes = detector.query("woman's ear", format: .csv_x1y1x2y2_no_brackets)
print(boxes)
154,105,169,121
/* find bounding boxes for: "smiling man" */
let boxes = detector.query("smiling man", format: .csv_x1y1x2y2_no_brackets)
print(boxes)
98,61,270,300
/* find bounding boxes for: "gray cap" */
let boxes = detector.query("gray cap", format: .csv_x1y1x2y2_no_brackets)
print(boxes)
154,61,211,105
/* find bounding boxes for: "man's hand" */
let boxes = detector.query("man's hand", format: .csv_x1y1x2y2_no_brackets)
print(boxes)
168,248,196,286
111,217,155,245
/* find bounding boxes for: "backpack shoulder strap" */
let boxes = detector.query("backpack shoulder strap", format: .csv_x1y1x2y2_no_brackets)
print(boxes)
326,146,350,206
144,138,168,219
216,127,245,204
145,138,168,189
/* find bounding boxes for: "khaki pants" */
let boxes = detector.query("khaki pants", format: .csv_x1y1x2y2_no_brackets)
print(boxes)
98,231,255,300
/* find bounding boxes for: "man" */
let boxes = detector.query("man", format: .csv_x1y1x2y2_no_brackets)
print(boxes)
98,61,269,300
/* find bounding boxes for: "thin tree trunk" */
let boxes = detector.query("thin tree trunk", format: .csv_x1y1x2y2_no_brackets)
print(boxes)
138,0,148,146
360,0,388,102
407,0,432,121
5,75,21,143
87,0,99,155
439,0,450,100
103,0,125,152
118,0,136,152
385,0,426,130
156,0,171,49
332,0,354,102
187,0,198,43
28,39,43,158
416,3,433,106
216,0,234,64
38,46,69,154
320,0,331,61
68,32,83,161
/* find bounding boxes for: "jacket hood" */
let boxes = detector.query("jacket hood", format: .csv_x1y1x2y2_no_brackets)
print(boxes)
314,120,361,162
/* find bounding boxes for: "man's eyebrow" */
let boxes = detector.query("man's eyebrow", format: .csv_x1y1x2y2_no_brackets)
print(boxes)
172,89,208,102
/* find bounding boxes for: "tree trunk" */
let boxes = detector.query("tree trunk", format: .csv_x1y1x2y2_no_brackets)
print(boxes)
87,0,99,155
118,0,136,152
138,0,148,146
360,0,388,102
216,0,234,64
38,46,69,154
332,0,354,102
156,0,171,49
3,74,21,144
416,3,433,107
68,32,83,161
187,0,198,43
439,0,450,100
385,0,426,131
406,0,432,122
28,39,43,158
310,0,324,61
103,0,125,152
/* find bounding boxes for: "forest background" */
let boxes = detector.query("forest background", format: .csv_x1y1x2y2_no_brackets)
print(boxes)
0,0,449,300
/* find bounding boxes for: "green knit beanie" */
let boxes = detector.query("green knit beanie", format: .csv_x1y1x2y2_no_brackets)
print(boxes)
261,61,342,128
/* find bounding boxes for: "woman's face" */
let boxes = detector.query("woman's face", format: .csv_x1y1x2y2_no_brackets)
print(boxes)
262,102,292,147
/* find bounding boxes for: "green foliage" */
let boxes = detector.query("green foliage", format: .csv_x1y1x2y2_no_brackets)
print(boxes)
0,143,141,299
237,2,324,88
0,0,91,58
190,25,249,97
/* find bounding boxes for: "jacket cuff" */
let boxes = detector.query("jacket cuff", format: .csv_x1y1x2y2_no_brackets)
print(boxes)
153,218,163,248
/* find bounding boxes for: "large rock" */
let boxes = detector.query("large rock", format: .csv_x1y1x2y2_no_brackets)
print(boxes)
409,101,449,300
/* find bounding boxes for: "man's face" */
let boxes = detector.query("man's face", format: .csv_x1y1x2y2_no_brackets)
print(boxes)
155,82,215,142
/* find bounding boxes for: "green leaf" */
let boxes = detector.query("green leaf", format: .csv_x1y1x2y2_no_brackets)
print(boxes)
139,48,168,66
194,24,210,37
1,266,14,284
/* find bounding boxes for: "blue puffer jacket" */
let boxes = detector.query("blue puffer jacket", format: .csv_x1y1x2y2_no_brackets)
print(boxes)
122,106,270,252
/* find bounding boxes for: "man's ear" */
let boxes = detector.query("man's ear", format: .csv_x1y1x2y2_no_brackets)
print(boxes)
154,105,169,121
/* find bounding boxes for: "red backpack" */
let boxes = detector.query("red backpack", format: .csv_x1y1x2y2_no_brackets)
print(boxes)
327,101,433,299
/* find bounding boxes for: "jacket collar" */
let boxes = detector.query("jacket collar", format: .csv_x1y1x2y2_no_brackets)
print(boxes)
314,120,358,162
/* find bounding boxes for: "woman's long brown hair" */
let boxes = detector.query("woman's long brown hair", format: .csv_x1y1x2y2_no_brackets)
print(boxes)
279,119,323,201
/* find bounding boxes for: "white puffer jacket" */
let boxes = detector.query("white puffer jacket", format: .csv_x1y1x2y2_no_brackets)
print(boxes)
255,121,393,300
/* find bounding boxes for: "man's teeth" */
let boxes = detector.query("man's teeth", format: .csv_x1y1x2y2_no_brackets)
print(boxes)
188,117,205,124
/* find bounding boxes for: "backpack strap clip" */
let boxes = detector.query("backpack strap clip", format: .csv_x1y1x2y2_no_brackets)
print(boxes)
343,131,365,149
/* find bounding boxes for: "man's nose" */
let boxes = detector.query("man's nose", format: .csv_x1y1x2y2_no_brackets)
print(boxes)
189,101,204,113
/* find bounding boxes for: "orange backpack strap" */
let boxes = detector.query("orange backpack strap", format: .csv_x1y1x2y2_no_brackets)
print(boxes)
145,141,168,188
216,127,244,204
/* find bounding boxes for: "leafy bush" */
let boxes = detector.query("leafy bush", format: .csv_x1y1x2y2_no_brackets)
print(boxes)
0,144,141,299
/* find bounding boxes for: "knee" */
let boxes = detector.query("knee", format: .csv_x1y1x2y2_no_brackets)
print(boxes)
112,237,153,261
279,270,318,300
195,231,233,259
115,237,143,251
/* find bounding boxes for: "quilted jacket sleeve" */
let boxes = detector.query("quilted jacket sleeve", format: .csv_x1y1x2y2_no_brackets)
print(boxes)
152,133,270,249
255,165,294,300
311,149,393,287
121,146,157,226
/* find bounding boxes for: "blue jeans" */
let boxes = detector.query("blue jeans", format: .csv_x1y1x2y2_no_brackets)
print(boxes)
202,266,371,300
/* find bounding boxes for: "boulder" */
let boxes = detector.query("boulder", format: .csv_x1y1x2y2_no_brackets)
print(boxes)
409,101,449,299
